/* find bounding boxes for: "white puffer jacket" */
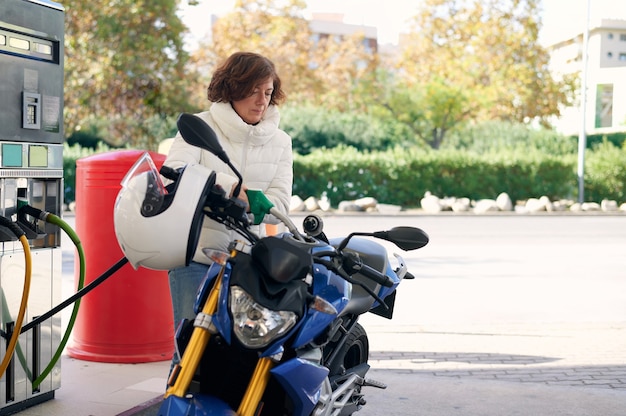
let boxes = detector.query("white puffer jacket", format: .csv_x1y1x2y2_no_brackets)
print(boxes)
164,102,293,263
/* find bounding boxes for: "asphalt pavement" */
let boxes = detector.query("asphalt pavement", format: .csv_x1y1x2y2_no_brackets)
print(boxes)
346,213,626,415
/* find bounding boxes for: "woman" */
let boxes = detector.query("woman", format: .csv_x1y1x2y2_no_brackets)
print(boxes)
164,51,293,339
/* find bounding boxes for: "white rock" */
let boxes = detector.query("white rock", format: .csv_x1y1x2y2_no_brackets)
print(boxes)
601,199,618,212
354,197,378,210
420,194,442,213
474,199,499,213
304,196,320,211
440,197,456,211
551,200,569,212
318,195,331,211
582,202,601,211
538,196,553,212
338,201,362,212
451,197,471,212
377,203,402,214
496,192,513,211
290,195,305,212
525,197,547,213
569,202,582,212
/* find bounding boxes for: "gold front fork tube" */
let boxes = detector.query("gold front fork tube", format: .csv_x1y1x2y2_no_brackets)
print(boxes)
164,270,224,398
237,357,274,416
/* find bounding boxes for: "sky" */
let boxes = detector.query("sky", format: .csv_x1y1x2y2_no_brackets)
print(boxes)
178,0,626,50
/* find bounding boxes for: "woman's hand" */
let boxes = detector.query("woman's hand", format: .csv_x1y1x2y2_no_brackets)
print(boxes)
231,183,250,212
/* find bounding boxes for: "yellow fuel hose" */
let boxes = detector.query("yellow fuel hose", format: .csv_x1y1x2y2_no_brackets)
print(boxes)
0,292,32,381
0,218,31,378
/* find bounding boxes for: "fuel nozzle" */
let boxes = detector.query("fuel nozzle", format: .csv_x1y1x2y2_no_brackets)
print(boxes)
17,200,47,239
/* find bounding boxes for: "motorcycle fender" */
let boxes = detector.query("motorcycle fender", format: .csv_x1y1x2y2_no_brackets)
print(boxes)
271,357,330,416
158,394,236,415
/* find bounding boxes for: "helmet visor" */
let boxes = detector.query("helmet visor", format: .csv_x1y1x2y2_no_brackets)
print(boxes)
119,152,167,217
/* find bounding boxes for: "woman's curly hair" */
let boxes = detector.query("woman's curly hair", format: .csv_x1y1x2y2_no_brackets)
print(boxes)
207,52,286,105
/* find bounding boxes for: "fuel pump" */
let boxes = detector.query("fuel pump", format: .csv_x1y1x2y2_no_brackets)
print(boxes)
0,0,65,413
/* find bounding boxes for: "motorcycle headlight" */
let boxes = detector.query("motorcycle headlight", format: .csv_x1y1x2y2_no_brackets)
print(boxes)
230,286,297,349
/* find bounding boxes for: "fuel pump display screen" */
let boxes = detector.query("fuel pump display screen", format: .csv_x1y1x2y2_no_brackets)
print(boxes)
2,144,23,167
29,145,48,167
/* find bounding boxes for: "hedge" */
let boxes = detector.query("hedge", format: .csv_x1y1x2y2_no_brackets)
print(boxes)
63,144,625,208
293,147,579,207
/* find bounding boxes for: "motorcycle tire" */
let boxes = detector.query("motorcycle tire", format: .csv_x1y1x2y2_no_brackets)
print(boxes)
327,323,369,376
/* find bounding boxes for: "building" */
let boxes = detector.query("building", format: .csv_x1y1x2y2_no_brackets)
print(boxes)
548,19,626,135
308,13,378,54
207,12,379,57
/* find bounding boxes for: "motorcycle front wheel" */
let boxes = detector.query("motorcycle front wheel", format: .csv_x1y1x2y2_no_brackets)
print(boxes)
327,323,369,375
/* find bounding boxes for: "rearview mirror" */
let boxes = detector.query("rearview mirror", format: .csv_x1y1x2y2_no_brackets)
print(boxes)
176,113,243,196
176,113,228,164
373,227,429,250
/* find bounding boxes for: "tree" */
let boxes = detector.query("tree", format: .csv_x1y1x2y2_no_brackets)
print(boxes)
64,0,200,149
397,0,576,128
193,0,379,112
382,77,475,149
191,0,317,102
309,32,380,112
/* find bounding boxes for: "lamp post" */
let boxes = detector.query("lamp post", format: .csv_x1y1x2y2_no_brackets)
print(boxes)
577,0,591,203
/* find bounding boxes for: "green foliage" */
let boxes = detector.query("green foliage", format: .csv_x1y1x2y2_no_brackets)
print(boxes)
582,132,626,150
66,115,179,151
64,0,201,148
398,0,576,137
63,142,115,203
379,77,474,149
281,105,411,154
66,130,104,150
293,146,578,207
63,138,625,209
444,120,578,155
584,141,626,202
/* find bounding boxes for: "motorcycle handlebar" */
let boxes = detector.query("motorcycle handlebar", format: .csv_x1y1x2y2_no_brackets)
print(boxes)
159,165,180,182
342,251,394,288
160,165,251,231
355,262,395,288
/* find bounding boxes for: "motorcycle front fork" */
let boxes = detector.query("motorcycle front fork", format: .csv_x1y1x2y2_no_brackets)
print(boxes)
237,357,273,415
164,250,274,416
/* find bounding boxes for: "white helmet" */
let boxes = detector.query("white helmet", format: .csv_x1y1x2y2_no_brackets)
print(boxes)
113,152,214,270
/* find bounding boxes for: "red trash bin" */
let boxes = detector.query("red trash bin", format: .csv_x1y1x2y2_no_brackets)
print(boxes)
67,150,174,363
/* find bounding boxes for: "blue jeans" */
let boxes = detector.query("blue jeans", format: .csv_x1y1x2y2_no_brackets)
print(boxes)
168,261,210,365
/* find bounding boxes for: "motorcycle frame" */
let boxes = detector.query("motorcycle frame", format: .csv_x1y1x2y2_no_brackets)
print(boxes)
160,233,406,416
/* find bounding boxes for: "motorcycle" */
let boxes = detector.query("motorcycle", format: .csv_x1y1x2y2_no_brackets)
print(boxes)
113,113,429,416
